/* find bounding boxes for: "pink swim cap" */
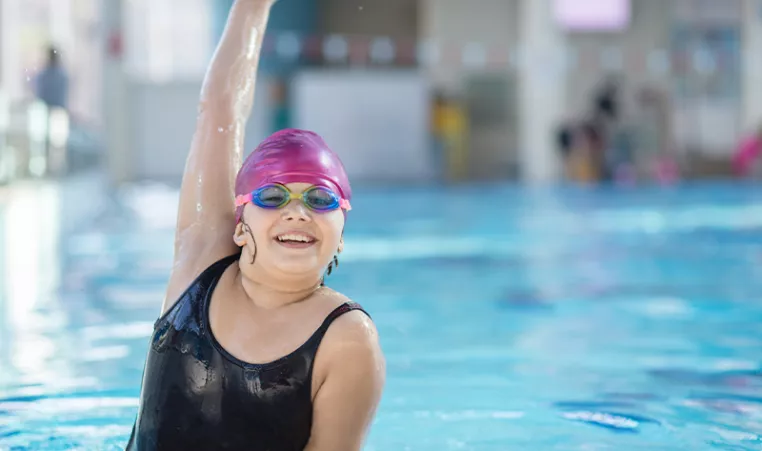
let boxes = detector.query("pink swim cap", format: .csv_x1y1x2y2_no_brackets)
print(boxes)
234,128,351,222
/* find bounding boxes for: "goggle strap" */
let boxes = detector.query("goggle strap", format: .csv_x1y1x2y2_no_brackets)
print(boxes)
235,193,252,207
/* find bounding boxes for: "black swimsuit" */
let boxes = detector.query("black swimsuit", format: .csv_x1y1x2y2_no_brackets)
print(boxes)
126,254,369,451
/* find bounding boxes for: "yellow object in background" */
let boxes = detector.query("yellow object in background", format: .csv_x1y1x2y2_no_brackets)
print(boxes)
567,150,596,183
433,99,468,181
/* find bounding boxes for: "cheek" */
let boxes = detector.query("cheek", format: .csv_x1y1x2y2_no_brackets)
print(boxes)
317,212,344,247
243,208,277,242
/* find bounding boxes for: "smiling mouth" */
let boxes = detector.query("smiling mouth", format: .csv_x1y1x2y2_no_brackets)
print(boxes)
274,233,317,246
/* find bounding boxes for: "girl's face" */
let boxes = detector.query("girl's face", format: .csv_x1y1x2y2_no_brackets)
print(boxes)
234,183,345,279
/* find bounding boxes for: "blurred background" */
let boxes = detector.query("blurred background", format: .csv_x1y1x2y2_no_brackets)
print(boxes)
2,0,762,185
2,0,762,450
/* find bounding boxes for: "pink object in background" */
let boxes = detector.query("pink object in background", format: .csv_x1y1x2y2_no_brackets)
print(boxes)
655,158,679,185
732,135,762,177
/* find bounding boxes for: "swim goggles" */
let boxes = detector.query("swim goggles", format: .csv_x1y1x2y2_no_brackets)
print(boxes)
235,183,351,212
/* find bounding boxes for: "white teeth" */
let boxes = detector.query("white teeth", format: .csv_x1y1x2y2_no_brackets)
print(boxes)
277,234,312,243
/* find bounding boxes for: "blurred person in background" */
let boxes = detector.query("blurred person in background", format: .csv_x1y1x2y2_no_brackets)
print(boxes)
556,121,575,180
127,1,385,450
562,77,623,184
733,123,762,178
594,76,620,125
556,122,574,162
431,90,467,182
592,77,625,182
35,45,69,110
565,122,604,183
430,91,448,181
34,45,72,176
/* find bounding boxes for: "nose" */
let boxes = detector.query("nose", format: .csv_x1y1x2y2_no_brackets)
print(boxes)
281,201,311,222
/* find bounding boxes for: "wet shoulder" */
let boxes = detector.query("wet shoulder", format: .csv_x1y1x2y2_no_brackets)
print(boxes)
317,289,378,354
311,289,383,397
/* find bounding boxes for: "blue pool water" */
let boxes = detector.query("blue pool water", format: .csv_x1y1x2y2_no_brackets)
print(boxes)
1,178,762,450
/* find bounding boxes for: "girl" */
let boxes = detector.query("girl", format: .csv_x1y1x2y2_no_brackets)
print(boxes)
127,1,385,450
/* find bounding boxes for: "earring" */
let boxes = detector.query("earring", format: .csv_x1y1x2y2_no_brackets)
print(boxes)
326,255,339,276
242,222,257,264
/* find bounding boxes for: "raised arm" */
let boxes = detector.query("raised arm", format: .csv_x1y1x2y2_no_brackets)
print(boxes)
164,0,274,311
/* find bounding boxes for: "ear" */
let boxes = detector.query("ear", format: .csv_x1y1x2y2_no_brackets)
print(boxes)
233,222,247,247
337,236,344,254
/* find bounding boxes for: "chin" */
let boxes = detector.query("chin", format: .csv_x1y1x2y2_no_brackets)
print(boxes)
271,260,323,279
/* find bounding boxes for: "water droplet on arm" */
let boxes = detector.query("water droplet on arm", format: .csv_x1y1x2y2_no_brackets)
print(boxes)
246,28,260,59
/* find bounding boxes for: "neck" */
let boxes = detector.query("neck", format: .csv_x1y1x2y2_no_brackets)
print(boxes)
236,260,322,310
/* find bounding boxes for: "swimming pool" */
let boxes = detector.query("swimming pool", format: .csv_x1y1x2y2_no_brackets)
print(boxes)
1,178,762,450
